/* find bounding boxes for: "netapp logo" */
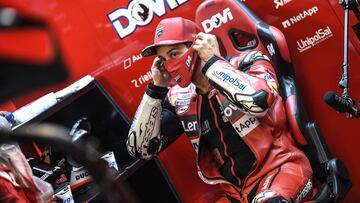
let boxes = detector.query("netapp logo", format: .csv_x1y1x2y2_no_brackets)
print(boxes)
274,0,293,9
202,8,234,33
282,6,319,29
233,115,260,137
108,0,189,39
297,26,333,53
235,117,256,133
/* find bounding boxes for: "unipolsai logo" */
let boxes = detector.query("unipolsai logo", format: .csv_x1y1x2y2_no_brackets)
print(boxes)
108,0,189,39
214,70,247,91
201,8,234,33
274,0,293,9
297,26,333,53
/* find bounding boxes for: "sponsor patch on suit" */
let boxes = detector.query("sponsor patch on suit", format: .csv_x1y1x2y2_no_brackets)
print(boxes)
233,114,260,137
176,105,190,115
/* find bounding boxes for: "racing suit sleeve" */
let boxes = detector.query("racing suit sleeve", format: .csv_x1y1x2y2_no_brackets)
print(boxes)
202,50,277,117
126,83,184,160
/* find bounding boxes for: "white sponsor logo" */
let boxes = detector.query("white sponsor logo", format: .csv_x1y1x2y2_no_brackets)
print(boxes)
214,70,247,91
124,53,143,70
295,179,312,203
144,107,158,139
176,99,190,106
282,6,319,29
233,114,260,137
252,190,276,203
70,167,92,187
181,120,198,132
124,57,132,69
267,43,275,56
297,26,333,53
108,0,189,39
177,93,192,100
36,166,60,181
274,0,293,9
223,103,239,117
201,120,210,134
75,171,89,181
202,8,234,33
186,55,192,67
262,174,275,190
131,70,152,88
101,151,119,171
127,131,136,156
176,106,189,115
263,73,273,80
55,184,74,203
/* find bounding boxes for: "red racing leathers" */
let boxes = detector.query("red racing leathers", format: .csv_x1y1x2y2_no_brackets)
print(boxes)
127,50,313,203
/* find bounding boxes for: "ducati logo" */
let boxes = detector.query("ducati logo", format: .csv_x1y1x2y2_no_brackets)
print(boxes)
156,26,164,38
108,0,189,39
186,55,192,67
201,8,234,33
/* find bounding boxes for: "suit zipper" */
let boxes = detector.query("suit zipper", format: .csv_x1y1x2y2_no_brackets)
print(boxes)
240,137,259,200
196,94,241,191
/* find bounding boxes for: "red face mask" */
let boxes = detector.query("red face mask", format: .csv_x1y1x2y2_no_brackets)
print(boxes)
165,47,198,88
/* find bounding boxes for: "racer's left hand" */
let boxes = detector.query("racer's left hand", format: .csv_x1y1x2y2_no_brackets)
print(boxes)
193,32,221,63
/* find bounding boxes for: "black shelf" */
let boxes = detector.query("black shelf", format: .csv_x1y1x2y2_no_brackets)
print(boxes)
13,78,181,203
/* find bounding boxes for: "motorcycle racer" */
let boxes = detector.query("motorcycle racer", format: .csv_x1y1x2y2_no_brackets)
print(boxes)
126,17,313,203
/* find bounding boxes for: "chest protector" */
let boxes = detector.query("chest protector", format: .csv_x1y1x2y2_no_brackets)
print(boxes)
167,84,262,154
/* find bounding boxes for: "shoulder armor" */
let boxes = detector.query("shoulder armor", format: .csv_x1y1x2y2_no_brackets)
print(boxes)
238,50,270,72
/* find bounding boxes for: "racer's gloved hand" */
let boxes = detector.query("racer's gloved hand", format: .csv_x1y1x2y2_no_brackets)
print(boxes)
193,32,221,63
151,56,171,87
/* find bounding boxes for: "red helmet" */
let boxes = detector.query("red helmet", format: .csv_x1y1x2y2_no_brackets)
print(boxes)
141,17,200,87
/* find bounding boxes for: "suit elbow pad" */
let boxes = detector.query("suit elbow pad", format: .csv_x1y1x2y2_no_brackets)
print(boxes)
127,93,163,159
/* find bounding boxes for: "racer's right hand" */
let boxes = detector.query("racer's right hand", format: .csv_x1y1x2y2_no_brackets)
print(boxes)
151,56,171,87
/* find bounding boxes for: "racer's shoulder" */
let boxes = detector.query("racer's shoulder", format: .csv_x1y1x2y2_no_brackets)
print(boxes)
228,50,271,72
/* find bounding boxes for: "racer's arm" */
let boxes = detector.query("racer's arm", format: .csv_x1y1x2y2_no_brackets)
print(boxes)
126,83,184,160
203,51,277,117
193,33,277,117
